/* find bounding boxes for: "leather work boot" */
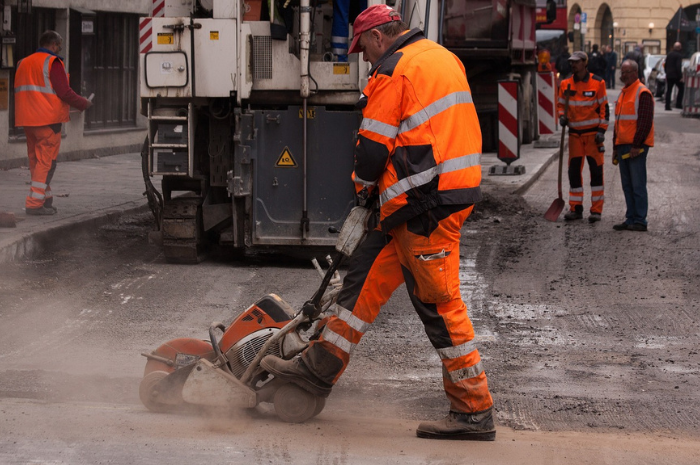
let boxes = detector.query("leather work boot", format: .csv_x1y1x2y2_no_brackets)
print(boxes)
26,206,56,216
261,355,333,398
588,213,601,223
564,209,583,221
416,408,496,441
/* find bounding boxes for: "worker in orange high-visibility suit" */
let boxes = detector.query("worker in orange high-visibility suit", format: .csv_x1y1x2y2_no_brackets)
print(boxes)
262,5,495,441
14,30,92,216
557,51,609,223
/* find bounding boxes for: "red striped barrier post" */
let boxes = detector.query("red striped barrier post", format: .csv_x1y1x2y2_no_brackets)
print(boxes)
537,72,556,134
491,80,525,175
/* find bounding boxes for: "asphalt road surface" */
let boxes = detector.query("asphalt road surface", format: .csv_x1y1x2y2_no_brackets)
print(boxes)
1,107,699,464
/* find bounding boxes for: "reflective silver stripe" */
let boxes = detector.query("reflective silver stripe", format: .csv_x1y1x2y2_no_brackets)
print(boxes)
352,174,377,187
336,305,371,334
567,100,599,107
321,327,355,355
569,118,602,128
331,47,348,55
617,86,643,121
398,91,473,134
437,340,478,360
617,114,636,120
591,194,605,201
15,55,56,95
380,152,480,205
360,118,399,139
570,187,584,193
443,361,484,383
31,181,47,189
591,185,604,192
331,36,349,44
598,96,608,104
29,191,45,199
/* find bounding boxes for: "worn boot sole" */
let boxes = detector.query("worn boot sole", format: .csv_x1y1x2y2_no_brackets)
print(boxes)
260,358,332,398
416,429,496,441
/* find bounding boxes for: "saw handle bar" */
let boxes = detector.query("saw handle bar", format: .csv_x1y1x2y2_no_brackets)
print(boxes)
302,251,344,318
208,322,227,360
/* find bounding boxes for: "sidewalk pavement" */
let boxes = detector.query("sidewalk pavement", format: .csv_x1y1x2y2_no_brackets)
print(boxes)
0,137,562,264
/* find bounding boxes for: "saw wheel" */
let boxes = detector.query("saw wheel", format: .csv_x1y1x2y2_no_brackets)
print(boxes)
273,383,318,423
139,370,178,413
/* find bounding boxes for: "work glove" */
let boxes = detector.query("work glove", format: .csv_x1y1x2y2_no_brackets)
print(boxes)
559,116,568,127
595,132,605,144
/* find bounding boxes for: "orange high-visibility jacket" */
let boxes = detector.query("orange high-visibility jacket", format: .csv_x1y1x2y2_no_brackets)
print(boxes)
352,29,482,232
557,72,609,134
14,52,70,127
614,80,655,147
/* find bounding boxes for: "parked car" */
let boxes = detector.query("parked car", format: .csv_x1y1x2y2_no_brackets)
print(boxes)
643,54,665,84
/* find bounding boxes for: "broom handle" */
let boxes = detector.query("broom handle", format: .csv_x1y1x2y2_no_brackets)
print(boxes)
558,84,571,199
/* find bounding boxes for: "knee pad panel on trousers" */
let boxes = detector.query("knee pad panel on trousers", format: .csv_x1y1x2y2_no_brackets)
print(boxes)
302,343,346,385
587,156,604,185
568,156,584,188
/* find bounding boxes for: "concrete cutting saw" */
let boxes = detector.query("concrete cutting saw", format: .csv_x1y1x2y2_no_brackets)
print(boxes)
139,205,371,423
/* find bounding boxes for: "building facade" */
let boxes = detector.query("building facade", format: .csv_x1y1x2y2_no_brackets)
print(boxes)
568,1,700,59
0,0,150,168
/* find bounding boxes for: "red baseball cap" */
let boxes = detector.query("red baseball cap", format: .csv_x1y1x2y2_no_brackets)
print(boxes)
348,5,402,54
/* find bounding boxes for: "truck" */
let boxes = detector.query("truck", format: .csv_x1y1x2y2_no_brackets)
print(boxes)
139,0,539,263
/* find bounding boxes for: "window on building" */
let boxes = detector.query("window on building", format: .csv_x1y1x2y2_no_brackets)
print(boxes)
9,7,56,138
83,12,139,131
642,40,661,55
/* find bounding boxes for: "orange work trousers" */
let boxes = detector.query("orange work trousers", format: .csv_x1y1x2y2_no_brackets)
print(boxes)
24,125,61,210
568,132,605,214
302,206,494,414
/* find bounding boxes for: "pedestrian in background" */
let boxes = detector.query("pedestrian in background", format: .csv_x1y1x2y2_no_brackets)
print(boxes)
588,44,606,78
624,45,644,83
14,30,92,216
664,41,684,111
261,4,496,441
555,46,572,79
613,60,654,232
557,51,610,223
605,45,618,90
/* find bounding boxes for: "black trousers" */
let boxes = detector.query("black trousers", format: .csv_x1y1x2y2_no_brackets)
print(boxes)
666,78,684,109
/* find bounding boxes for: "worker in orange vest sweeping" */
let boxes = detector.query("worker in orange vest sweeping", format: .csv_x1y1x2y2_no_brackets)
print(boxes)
557,51,609,223
14,30,92,216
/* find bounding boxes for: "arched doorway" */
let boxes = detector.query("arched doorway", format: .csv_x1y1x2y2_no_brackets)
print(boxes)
568,3,583,51
596,4,613,48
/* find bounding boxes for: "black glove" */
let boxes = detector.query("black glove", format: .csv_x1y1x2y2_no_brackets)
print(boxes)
559,116,568,127
595,132,605,144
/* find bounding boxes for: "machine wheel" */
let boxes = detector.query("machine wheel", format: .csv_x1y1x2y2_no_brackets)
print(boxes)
311,396,326,418
273,383,318,423
139,370,179,413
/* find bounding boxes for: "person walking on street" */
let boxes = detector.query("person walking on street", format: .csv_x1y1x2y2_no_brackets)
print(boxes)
605,45,618,90
589,44,606,78
613,60,654,232
555,46,572,79
624,45,644,83
261,4,496,441
664,42,685,111
14,30,92,216
557,51,610,223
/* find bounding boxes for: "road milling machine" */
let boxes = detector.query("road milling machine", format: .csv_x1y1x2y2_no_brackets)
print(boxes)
140,0,539,263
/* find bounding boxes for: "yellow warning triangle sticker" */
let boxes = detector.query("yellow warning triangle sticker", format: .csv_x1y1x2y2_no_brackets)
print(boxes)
276,146,297,167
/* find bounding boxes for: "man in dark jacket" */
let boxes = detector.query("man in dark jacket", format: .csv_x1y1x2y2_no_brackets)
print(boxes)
624,45,644,83
555,46,572,79
664,42,685,111
589,44,606,78
604,45,618,89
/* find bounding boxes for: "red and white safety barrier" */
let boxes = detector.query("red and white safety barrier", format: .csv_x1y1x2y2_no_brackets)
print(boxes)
139,0,165,54
682,74,700,115
537,72,557,134
498,81,520,163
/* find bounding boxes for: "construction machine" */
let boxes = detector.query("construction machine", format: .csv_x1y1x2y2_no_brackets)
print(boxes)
139,0,538,263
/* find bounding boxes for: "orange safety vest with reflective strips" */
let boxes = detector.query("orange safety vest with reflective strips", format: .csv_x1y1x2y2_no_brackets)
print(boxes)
557,72,609,133
352,29,482,232
614,79,654,147
14,52,70,127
